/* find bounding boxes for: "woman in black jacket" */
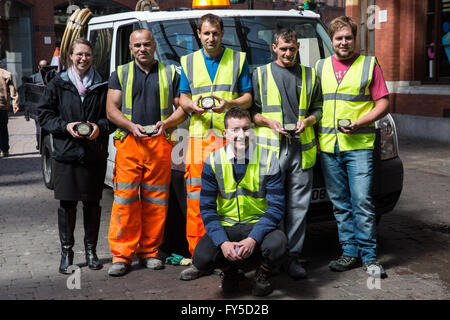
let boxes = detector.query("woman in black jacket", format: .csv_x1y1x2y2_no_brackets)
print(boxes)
38,38,111,274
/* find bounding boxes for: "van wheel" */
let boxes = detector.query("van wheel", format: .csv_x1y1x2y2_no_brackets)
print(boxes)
41,135,54,190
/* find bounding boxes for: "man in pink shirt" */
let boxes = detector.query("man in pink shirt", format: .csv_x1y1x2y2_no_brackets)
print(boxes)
315,16,389,279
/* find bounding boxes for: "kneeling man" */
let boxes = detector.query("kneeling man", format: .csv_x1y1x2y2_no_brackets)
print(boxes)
191,107,287,297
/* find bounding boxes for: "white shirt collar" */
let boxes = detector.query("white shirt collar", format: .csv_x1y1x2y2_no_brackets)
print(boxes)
225,142,256,162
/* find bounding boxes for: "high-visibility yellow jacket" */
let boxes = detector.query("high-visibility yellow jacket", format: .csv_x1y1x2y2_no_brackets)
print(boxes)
113,60,175,141
180,48,245,138
315,55,377,153
208,145,274,227
254,62,318,169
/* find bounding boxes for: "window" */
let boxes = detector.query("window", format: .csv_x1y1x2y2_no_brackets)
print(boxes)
116,23,140,67
359,0,375,56
149,16,332,72
89,28,113,80
425,0,450,82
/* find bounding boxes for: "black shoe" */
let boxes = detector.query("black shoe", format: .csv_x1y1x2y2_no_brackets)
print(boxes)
285,257,307,279
59,250,74,274
83,206,103,270
221,268,240,294
363,260,387,279
328,256,359,272
58,207,76,274
252,266,273,297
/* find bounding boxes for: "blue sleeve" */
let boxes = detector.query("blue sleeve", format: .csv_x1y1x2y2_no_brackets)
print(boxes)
237,58,252,93
199,158,229,247
179,67,191,94
248,154,285,243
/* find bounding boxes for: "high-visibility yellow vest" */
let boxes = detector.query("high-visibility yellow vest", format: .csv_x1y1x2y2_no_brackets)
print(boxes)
180,48,245,138
315,55,376,153
254,63,318,169
208,145,273,227
113,60,175,141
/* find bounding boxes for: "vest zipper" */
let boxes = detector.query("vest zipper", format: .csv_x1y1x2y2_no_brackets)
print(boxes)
235,180,241,223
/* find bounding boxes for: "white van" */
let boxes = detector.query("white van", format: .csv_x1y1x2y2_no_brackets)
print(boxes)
38,7,403,224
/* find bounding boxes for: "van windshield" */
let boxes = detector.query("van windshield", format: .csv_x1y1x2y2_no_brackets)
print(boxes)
149,16,332,72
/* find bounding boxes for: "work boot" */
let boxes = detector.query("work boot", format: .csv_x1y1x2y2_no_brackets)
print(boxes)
139,257,164,270
285,256,307,279
180,265,213,281
58,207,76,274
252,266,273,297
108,262,131,277
328,255,359,272
221,267,239,294
83,206,102,270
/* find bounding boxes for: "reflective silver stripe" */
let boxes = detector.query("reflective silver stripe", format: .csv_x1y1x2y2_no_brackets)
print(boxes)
231,49,240,94
262,105,281,113
218,187,266,200
298,109,307,117
114,181,140,190
191,84,235,96
165,64,174,111
187,191,201,200
186,53,194,90
140,183,170,192
186,177,202,186
319,126,376,134
360,56,373,96
219,216,239,225
301,140,316,151
255,136,280,148
219,215,259,225
260,64,268,107
142,196,168,206
121,63,132,116
304,66,312,108
114,195,138,205
240,216,260,224
319,126,337,134
316,59,325,81
219,190,236,200
237,188,265,198
323,93,372,102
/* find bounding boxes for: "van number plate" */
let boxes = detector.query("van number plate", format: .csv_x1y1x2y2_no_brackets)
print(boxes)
310,187,329,203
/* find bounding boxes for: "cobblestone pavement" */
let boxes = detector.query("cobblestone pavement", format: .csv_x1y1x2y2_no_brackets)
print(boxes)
1,113,449,302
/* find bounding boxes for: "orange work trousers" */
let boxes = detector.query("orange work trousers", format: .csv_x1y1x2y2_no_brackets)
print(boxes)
185,132,227,255
108,134,172,264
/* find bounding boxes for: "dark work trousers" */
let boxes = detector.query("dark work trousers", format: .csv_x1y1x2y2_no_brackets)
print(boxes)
192,223,287,272
0,109,9,152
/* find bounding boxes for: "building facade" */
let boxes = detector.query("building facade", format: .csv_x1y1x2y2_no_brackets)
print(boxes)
345,0,450,118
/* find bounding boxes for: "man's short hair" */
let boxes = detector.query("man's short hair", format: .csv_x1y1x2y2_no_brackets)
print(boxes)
272,28,297,45
197,13,224,32
224,107,251,129
328,16,358,39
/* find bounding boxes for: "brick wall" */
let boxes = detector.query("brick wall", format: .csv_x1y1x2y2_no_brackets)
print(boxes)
345,0,450,118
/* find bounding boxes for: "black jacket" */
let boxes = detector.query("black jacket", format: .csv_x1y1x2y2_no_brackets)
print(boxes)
37,70,113,163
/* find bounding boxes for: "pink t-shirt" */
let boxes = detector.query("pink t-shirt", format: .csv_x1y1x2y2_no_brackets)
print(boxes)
332,54,389,101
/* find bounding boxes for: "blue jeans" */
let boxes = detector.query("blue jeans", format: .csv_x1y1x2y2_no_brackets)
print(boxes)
0,109,9,152
320,143,377,262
